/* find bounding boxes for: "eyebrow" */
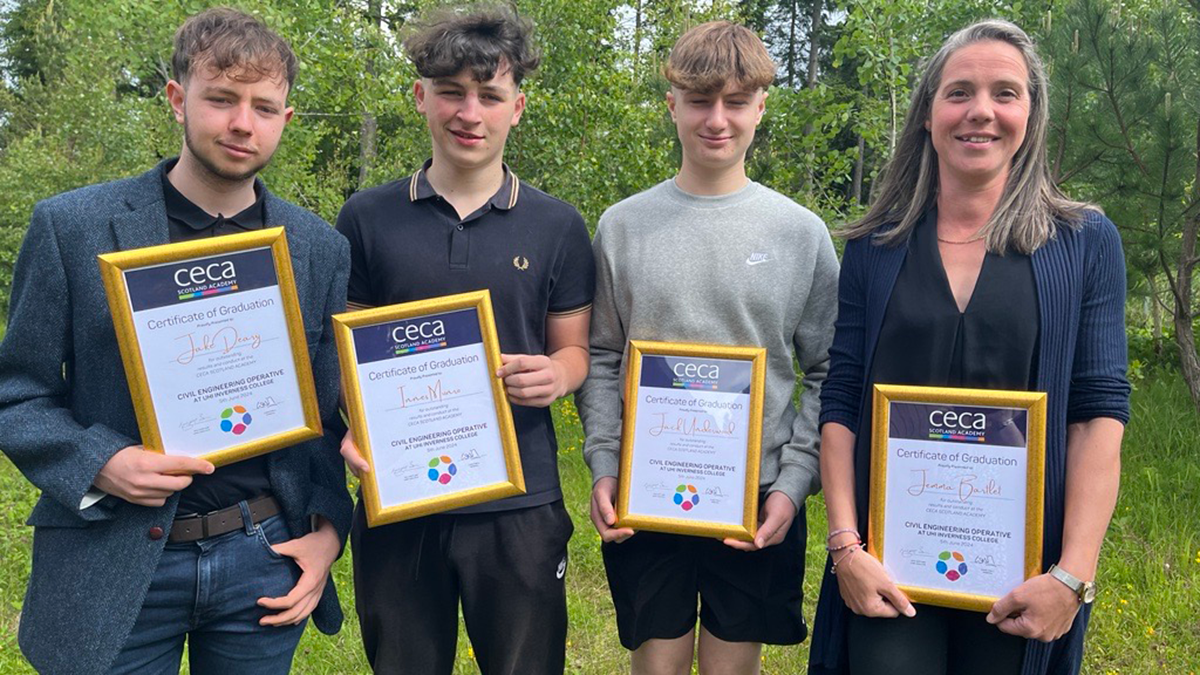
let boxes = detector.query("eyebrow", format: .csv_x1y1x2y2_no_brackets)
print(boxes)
942,78,1027,91
199,86,283,108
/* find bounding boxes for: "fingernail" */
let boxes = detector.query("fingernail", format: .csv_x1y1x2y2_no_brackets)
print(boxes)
905,606,916,617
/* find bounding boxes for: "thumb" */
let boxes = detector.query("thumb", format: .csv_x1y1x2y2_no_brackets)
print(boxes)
988,593,1018,624
881,582,916,618
159,453,215,475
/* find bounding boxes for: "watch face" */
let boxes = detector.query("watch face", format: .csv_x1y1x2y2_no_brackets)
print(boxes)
1082,583,1097,603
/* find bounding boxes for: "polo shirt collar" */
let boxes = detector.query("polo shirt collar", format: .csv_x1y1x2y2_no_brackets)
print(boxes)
160,157,266,231
409,158,520,211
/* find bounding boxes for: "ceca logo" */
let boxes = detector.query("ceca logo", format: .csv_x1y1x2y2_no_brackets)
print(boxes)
176,260,238,300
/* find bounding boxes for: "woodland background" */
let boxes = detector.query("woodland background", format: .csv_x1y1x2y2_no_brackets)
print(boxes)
0,0,1197,672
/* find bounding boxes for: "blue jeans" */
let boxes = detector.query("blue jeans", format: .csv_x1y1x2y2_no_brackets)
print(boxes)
108,504,307,674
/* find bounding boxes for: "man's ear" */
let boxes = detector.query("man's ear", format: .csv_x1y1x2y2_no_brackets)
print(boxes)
757,89,768,124
165,79,186,123
666,89,677,122
511,90,526,127
414,79,427,115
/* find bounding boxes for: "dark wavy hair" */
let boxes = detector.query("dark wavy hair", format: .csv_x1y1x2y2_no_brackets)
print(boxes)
171,7,296,88
402,5,541,85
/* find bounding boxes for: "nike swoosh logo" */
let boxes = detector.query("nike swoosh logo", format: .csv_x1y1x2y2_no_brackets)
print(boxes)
746,258,771,265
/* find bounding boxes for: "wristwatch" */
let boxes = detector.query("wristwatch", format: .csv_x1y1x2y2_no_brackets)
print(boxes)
1048,564,1096,604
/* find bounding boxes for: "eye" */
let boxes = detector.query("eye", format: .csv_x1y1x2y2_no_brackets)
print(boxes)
996,88,1020,101
257,106,279,115
946,88,969,100
208,96,232,105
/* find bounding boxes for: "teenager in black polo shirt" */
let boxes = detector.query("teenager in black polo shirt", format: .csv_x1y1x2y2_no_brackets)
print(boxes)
335,7,594,674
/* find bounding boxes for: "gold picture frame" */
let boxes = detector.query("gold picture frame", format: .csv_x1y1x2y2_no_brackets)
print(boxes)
616,340,766,541
97,228,321,467
333,290,524,526
869,384,1047,612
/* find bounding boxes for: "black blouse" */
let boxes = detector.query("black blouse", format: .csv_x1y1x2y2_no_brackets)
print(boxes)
871,210,1038,390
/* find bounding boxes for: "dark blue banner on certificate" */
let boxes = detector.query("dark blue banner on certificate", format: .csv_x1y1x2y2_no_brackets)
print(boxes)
124,247,279,312
351,308,483,365
639,355,753,395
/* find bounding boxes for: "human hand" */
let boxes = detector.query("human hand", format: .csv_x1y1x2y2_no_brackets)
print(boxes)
987,572,1081,641
724,491,797,551
258,517,340,626
339,429,369,478
497,353,568,407
590,476,635,543
94,445,214,507
834,545,916,618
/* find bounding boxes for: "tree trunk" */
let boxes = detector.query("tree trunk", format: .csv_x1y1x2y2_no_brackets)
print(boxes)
806,0,821,89
1173,116,1200,412
1148,273,1163,357
851,132,865,204
786,0,796,87
358,0,382,189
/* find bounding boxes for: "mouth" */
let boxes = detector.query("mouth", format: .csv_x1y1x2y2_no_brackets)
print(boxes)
450,129,484,142
955,134,999,145
218,141,256,158
699,134,733,145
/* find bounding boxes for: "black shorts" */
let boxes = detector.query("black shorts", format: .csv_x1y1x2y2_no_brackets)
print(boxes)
351,499,574,675
602,500,807,650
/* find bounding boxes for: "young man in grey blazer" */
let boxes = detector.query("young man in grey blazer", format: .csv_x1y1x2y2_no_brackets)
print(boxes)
0,9,351,674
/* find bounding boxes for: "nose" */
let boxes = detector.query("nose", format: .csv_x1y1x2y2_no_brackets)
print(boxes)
967,95,994,123
457,93,483,124
229,102,254,135
706,101,727,131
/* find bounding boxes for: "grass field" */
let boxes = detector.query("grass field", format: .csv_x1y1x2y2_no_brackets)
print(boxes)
1,373,1198,674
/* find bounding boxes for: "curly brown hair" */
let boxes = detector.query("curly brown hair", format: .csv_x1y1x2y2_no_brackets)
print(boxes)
171,7,297,89
402,5,540,86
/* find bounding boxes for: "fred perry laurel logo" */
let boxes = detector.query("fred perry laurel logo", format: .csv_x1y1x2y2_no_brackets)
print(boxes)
746,252,772,266
556,556,567,580
513,255,530,271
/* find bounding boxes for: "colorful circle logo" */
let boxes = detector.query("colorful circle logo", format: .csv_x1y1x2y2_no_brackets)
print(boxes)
427,456,457,485
936,551,968,581
673,484,699,511
219,405,252,435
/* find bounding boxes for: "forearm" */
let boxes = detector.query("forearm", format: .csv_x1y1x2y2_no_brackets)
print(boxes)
548,344,589,397
821,422,860,537
1058,417,1124,579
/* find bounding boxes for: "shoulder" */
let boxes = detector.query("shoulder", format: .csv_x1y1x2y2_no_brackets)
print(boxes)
265,193,345,254
745,182,830,239
341,178,409,214
35,169,157,225
595,180,672,235
514,180,585,228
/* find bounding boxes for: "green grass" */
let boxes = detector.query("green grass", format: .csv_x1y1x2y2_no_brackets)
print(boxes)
1,375,1198,674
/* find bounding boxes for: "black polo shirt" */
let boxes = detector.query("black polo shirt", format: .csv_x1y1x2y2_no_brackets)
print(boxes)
336,160,595,513
161,159,273,516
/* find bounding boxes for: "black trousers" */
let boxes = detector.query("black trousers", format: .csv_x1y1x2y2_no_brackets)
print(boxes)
351,500,574,675
846,604,1025,675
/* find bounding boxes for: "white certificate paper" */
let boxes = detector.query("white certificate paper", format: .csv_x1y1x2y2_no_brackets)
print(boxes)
123,247,306,458
625,355,753,527
351,308,508,508
880,401,1031,600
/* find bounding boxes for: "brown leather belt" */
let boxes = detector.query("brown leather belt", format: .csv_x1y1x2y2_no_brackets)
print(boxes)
169,495,281,543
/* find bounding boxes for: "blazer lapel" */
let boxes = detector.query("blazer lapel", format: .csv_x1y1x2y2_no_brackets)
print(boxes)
110,168,170,251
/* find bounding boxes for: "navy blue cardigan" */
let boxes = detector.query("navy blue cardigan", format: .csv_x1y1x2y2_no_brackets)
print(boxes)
809,211,1131,675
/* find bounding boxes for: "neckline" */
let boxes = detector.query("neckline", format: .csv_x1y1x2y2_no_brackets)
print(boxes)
922,210,991,316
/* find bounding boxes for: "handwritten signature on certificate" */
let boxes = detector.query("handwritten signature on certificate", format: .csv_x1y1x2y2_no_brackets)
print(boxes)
176,325,262,365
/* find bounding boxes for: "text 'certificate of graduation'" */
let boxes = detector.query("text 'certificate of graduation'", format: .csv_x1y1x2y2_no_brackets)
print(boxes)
617,341,765,541
869,385,1046,612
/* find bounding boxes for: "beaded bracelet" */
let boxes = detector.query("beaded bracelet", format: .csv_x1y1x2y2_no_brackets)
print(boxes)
827,527,860,543
826,538,863,553
830,544,861,575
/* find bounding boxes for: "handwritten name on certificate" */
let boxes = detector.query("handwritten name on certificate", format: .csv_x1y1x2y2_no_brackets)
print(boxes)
881,401,1031,601
350,308,508,508
626,355,754,527
123,247,306,458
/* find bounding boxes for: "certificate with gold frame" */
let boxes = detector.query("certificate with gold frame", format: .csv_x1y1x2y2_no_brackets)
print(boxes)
98,228,321,468
869,384,1047,612
334,290,524,527
615,340,766,541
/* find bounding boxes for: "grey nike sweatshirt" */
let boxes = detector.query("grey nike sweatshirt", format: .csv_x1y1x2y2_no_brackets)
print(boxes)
575,178,840,508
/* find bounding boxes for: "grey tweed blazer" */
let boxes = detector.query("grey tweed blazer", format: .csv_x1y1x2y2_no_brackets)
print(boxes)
0,161,352,674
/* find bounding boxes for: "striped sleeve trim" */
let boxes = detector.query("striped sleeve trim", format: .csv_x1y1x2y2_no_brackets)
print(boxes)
547,302,592,317
346,300,375,312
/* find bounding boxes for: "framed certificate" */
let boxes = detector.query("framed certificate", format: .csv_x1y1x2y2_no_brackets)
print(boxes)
97,228,321,467
869,384,1047,611
615,340,766,541
333,290,524,526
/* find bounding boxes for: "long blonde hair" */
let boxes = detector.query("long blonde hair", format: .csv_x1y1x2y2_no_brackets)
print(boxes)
842,20,1092,254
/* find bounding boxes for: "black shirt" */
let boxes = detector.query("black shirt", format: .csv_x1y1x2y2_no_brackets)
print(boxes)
161,159,273,515
336,160,595,513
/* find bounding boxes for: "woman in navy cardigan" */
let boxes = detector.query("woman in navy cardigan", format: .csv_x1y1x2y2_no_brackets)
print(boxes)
808,20,1130,675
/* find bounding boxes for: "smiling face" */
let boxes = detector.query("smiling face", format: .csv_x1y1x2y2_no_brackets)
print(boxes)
415,66,525,175
167,64,293,184
667,83,765,180
926,40,1031,192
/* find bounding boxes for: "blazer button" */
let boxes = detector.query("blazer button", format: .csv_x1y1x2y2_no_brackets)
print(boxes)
148,526,165,540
